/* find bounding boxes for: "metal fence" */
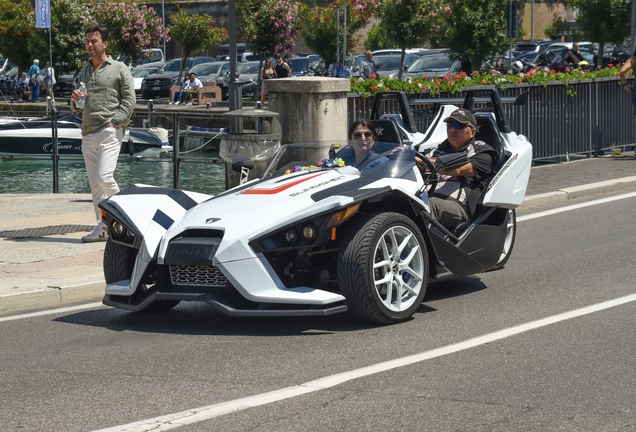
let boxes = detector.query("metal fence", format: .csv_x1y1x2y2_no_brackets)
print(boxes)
347,77,636,160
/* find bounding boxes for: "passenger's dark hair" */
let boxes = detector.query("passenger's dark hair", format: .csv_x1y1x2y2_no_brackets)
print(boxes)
85,25,109,42
348,119,377,139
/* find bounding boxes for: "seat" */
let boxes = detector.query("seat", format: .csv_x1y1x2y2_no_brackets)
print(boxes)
474,113,505,172
368,119,402,145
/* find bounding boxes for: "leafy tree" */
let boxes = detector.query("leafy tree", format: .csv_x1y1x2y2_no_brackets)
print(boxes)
301,0,371,70
89,1,169,65
440,0,509,74
0,0,34,72
169,10,227,82
566,0,630,64
237,0,303,59
28,0,92,75
373,0,446,79
364,22,393,52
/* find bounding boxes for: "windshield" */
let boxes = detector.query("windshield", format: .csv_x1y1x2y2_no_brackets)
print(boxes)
238,62,260,74
290,58,308,72
160,59,193,73
374,57,402,71
407,54,453,73
190,63,221,76
133,68,154,78
263,141,415,179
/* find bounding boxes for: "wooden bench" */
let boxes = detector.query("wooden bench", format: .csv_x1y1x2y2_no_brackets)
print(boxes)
170,82,221,105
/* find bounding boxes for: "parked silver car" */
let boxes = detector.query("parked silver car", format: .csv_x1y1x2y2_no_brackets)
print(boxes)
398,50,461,79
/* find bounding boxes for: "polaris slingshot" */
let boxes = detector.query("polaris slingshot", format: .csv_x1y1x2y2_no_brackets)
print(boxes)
100,88,532,324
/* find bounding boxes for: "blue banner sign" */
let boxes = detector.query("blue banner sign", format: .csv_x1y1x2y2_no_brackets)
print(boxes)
35,0,51,29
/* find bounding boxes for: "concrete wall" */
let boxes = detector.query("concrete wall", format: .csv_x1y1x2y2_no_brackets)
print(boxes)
518,1,573,41
266,77,351,144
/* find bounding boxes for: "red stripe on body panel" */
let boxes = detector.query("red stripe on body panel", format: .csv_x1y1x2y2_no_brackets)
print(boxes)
241,172,326,195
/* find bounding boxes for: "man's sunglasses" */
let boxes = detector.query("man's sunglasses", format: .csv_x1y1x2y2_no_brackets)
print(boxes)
446,121,470,130
352,131,373,139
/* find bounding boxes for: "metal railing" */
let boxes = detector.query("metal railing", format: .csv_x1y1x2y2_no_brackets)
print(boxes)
347,77,636,160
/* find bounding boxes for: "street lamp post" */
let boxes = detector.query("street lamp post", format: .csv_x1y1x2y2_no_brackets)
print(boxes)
162,0,166,61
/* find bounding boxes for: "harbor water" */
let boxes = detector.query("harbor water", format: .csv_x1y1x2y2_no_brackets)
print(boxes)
0,152,227,195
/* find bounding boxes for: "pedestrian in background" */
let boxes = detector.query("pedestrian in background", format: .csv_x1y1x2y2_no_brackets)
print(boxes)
16,72,29,101
335,59,351,78
170,72,191,105
185,72,203,105
619,43,636,115
71,24,135,242
275,56,291,78
27,59,40,102
42,61,56,101
360,51,376,79
260,58,276,107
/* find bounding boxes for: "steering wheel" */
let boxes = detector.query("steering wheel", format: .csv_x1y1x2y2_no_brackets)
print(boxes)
415,151,439,195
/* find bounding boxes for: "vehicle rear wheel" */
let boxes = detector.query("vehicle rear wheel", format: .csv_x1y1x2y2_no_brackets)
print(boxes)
491,209,516,270
103,238,180,313
338,212,428,324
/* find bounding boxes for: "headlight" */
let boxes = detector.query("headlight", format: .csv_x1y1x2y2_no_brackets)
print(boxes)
112,221,125,236
302,224,316,240
284,229,298,244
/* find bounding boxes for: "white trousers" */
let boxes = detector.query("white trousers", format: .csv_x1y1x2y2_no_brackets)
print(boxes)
82,127,123,223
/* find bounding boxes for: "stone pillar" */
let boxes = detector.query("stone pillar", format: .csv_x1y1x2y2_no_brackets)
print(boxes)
265,77,350,144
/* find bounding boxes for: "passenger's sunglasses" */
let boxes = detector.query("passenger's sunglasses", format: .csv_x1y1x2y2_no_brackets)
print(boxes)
446,121,469,130
352,131,373,139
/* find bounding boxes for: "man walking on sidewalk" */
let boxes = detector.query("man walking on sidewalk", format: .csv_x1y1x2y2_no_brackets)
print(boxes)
71,24,135,242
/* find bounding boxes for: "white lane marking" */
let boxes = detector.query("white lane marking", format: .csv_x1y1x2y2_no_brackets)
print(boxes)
93,292,636,432
0,302,104,323
517,191,636,222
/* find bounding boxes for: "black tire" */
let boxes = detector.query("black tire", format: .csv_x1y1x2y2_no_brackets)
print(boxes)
103,238,180,313
491,209,516,270
338,212,429,324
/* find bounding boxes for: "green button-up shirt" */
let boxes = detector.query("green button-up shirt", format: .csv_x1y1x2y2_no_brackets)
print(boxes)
72,56,136,136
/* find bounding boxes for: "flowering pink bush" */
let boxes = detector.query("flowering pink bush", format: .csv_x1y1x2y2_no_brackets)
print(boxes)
238,0,302,57
89,1,168,62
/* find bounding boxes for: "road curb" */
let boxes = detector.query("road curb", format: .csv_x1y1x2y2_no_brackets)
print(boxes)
0,281,104,316
3,176,636,316
519,176,636,211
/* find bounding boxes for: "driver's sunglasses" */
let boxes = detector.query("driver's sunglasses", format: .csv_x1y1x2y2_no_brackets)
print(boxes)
352,131,373,139
446,121,469,130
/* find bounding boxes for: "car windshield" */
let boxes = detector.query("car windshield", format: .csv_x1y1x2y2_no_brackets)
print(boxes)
407,54,453,73
133,68,154,78
374,57,402,71
190,63,221,76
290,58,308,72
238,62,260,74
160,59,193,72
262,141,414,179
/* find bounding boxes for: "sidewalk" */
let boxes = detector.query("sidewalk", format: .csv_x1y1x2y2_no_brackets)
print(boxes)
2,155,636,316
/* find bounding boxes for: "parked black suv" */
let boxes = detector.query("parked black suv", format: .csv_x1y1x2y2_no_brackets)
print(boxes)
141,56,215,99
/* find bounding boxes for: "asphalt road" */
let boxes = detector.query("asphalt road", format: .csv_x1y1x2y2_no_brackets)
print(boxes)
3,189,636,431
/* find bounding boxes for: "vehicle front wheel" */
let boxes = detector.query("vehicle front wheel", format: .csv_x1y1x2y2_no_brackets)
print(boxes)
338,212,429,324
103,238,180,313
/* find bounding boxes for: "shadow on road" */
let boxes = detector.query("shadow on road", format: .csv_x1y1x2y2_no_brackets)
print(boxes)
53,276,485,336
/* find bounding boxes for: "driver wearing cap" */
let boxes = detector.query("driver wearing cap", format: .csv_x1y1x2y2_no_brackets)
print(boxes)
418,108,496,229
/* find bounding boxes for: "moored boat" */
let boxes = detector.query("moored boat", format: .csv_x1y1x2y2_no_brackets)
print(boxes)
0,111,170,159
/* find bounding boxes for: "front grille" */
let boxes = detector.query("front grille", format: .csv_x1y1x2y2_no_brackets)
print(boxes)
145,78,171,87
170,264,228,287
